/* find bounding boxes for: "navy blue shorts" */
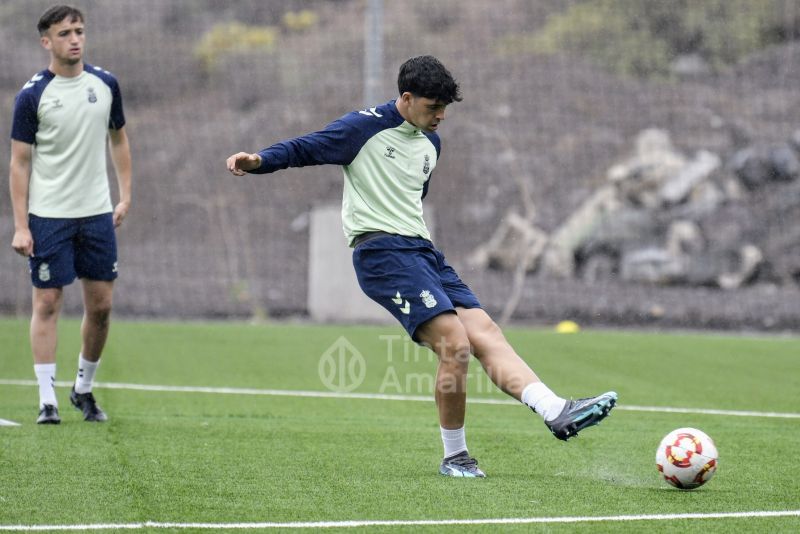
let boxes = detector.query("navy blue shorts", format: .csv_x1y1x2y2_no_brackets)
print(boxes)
352,234,481,340
28,213,118,288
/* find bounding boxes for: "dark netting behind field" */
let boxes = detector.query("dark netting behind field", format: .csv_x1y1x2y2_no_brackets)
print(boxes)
2,0,799,331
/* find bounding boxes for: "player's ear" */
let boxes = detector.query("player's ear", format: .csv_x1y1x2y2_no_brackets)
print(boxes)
40,34,51,51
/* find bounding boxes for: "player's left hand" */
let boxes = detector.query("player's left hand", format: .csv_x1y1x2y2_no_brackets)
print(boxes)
226,152,262,176
113,200,130,227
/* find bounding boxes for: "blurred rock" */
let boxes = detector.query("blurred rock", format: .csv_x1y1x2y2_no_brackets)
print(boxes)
671,53,711,80
770,144,800,182
729,146,773,190
620,247,686,284
659,150,720,206
468,211,548,273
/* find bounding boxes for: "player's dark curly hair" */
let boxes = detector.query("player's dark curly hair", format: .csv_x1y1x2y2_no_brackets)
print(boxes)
397,55,462,104
38,5,84,36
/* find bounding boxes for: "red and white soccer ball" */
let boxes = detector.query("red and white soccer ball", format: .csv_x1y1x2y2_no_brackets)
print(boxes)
656,427,718,490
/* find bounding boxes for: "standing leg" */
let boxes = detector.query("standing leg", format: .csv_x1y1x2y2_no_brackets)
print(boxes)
79,279,114,363
70,279,113,421
31,287,63,365
32,287,63,424
415,312,485,477
415,312,472,430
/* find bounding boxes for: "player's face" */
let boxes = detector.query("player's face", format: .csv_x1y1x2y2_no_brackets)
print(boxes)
41,18,85,66
406,95,448,133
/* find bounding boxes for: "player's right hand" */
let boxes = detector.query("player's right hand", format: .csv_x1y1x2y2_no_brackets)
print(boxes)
11,228,34,257
226,152,262,176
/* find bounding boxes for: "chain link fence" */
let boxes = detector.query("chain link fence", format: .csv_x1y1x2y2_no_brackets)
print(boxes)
1,0,799,331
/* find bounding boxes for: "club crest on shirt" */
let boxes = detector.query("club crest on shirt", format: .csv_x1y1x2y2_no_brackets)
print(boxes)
422,154,430,175
87,87,97,103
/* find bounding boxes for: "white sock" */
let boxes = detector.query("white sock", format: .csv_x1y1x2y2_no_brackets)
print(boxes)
521,382,566,422
34,363,58,408
440,426,468,458
74,354,100,394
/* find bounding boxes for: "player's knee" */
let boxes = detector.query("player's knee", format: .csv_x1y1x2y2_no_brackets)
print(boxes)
480,317,503,338
436,333,471,368
87,299,113,325
33,291,62,319
465,318,497,347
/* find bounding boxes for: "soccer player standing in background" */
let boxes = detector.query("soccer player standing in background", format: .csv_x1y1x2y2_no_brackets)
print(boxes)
9,5,131,424
226,55,616,477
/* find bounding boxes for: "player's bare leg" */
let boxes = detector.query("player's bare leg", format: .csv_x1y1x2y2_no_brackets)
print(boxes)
455,307,540,399
79,279,114,362
416,312,471,429
416,312,485,477
31,287,63,423
457,307,617,441
70,279,114,422
31,287,63,365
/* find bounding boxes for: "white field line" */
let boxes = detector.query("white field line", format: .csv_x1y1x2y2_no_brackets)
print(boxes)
1,510,799,531
0,418,21,426
1,379,799,420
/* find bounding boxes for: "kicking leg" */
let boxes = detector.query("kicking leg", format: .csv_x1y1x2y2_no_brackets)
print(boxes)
457,307,616,440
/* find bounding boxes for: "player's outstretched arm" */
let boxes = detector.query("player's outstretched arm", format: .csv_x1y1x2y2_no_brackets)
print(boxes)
226,152,263,176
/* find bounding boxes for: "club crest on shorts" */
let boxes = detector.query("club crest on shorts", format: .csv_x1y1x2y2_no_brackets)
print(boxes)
420,290,437,308
38,263,51,282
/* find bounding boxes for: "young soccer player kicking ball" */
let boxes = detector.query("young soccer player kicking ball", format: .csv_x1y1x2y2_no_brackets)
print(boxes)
226,55,616,477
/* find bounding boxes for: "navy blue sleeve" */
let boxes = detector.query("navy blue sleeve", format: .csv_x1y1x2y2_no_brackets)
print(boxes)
425,131,441,159
251,114,368,174
421,132,441,200
86,65,126,130
108,77,126,130
11,91,39,145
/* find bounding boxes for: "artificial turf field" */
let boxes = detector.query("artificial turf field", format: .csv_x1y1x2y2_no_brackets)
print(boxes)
0,317,798,533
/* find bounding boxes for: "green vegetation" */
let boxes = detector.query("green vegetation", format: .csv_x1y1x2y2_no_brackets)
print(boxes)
195,22,279,71
0,318,798,531
194,10,318,72
283,9,319,32
498,0,800,77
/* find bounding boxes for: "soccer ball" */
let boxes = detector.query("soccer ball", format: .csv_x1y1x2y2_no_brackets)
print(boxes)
655,427,718,490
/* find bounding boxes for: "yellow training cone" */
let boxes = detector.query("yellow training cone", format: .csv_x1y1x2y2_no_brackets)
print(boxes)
555,320,580,334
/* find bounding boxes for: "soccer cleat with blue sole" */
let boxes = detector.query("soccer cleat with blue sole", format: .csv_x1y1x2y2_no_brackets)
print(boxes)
439,450,486,478
544,391,617,441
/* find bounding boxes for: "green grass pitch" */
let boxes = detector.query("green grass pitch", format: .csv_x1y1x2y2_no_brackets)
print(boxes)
0,317,798,532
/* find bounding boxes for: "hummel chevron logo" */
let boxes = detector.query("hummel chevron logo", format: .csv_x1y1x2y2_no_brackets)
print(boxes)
392,291,411,314
23,73,44,90
359,107,383,118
